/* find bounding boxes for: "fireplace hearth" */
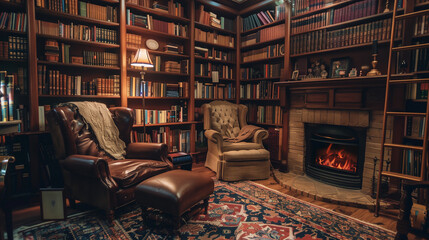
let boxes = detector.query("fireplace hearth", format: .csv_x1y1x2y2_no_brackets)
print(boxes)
305,124,366,189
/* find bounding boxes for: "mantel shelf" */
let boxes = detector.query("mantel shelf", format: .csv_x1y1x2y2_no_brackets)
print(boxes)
276,74,414,89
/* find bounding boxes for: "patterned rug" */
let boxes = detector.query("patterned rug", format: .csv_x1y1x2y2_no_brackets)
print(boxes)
16,181,395,239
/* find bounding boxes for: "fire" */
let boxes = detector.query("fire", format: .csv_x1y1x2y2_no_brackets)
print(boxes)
316,143,357,173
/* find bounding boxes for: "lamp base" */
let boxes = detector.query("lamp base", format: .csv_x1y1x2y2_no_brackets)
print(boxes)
367,68,381,76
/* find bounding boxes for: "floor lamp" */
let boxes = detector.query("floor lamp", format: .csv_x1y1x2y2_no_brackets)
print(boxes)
131,48,153,140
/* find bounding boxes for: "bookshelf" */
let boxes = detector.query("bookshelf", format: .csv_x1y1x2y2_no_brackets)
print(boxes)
238,1,287,169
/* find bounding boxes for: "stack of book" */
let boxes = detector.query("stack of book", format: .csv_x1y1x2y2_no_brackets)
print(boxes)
126,33,142,48
164,43,182,54
44,40,59,62
164,60,181,73
0,12,27,32
241,24,285,47
37,20,118,44
195,28,235,47
195,5,234,31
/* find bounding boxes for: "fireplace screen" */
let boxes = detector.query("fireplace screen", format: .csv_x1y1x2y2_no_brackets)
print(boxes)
305,124,366,189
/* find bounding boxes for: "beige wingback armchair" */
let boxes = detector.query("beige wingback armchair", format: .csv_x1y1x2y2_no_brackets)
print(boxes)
202,101,270,181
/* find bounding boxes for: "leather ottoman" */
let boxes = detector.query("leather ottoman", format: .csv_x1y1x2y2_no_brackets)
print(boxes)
135,169,214,229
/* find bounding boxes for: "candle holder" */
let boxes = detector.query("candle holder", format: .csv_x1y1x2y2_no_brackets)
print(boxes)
367,54,381,76
383,0,390,13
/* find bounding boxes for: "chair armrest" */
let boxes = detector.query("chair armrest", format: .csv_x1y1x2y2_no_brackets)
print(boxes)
252,129,269,144
126,142,169,162
62,154,119,192
205,129,223,152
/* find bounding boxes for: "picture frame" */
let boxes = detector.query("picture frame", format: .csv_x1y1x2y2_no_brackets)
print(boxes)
291,70,299,80
40,188,66,220
330,58,350,78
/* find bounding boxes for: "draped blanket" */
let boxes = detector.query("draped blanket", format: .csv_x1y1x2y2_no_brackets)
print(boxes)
224,125,263,143
70,101,126,159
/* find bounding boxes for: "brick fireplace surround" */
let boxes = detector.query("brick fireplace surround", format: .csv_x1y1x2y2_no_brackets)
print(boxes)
287,108,392,195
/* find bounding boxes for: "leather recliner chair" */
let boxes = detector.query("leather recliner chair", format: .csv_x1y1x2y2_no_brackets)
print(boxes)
47,103,173,221
202,100,271,181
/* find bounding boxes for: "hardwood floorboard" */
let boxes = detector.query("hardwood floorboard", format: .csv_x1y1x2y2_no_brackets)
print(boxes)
6,164,423,239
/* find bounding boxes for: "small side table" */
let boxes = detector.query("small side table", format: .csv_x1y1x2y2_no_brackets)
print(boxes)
168,152,193,171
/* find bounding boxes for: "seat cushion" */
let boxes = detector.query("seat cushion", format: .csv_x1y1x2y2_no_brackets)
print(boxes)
222,141,263,152
223,149,270,162
135,170,214,216
108,159,170,188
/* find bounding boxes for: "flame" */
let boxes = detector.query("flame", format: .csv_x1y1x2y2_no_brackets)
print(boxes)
316,143,357,172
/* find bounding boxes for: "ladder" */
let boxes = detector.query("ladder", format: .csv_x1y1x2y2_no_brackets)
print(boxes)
375,0,429,216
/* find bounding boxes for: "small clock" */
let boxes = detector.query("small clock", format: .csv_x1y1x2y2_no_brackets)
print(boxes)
146,39,159,50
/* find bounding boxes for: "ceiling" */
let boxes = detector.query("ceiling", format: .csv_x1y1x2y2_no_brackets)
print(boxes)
214,0,260,10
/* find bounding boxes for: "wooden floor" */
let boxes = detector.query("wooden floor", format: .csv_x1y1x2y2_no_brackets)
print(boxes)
6,164,425,239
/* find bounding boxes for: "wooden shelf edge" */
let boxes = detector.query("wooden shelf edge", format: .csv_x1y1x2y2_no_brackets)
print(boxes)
0,28,26,35
194,40,235,50
241,55,284,65
39,95,120,98
37,34,119,48
291,0,359,20
127,68,189,76
195,22,236,35
133,121,200,127
126,25,188,40
241,36,285,51
38,61,120,70
127,47,189,58
194,56,235,64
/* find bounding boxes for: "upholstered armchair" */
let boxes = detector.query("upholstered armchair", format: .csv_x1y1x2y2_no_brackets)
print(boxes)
47,103,173,221
202,101,270,181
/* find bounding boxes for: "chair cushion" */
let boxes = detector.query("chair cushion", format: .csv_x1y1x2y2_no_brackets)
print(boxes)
223,149,270,162
108,159,170,188
222,141,263,152
210,104,240,138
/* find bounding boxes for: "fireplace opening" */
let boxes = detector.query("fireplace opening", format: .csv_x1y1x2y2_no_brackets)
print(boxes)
305,124,366,189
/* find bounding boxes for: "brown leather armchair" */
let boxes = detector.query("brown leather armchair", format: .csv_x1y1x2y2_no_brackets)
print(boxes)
47,103,173,221
202,101,270,181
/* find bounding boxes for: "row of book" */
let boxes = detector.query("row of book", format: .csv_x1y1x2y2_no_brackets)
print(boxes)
127,77,189,98
128,53,189,73
293,0,344,16
240,82,280,100
242,43,284,62
1,36,27,60
37,65,120,96
195,63,233,79
291,0,377,35
0,67,26,95
402,149,422,177
36,20,118,45
194,46,235,62
36,0,118,23
405,116,425,138
127,11,188,37
241,24,285,47
410,43,429,73
405,83,428,100
291,19,402,55
0,71,15,122
195,28,235,47
0,12,27,32
127,0,186,18
132,128,191,153
43,40,68,63
195,82,235,99
195,4,234,32
241,5,285,32
83,50,119,66
414,15,429,36
133,105,186,125
247,104,282,125
240,64,284,79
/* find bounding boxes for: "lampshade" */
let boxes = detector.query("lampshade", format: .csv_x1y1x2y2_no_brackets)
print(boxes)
131,48,153,68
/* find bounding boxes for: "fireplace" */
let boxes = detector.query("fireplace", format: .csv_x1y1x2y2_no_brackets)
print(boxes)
305,124,366,189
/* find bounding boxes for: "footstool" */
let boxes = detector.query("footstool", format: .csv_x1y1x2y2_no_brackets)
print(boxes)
135,169,214,229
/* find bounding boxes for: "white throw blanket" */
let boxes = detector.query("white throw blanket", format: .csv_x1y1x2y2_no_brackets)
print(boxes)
70,101,126,159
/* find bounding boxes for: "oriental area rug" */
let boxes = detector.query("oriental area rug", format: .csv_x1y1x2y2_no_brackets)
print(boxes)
16,181,395,239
